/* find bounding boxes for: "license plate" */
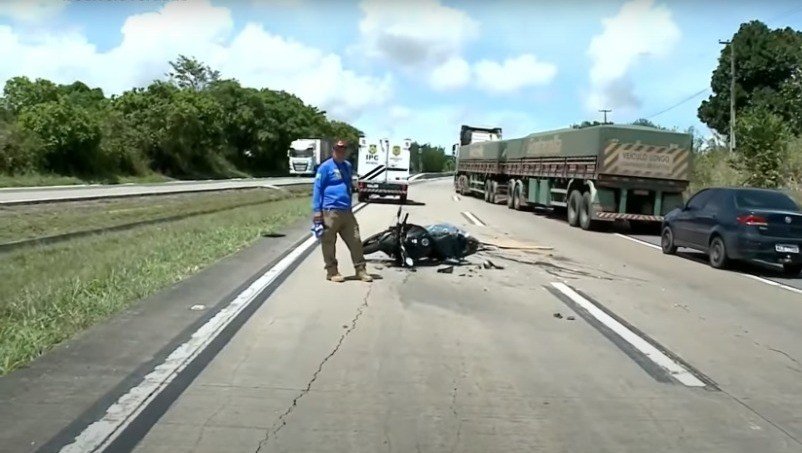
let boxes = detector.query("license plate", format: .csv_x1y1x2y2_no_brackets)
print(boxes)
366,184,379,188
776,244,799,253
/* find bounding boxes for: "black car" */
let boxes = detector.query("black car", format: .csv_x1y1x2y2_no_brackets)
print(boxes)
661,187,802,276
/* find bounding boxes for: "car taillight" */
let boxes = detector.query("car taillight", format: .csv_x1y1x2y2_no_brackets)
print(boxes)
737,214,768,226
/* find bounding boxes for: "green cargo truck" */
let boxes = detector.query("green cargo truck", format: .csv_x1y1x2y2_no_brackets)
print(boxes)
453,124,693,230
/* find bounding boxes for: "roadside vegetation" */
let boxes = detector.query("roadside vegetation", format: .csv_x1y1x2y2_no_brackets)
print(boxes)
0,189,310,375
0,55,363,187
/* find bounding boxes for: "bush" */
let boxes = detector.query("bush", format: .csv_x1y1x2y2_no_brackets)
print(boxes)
730,106,791,188
0,120,43,174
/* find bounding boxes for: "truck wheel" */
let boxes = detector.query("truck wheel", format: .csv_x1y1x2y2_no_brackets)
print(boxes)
579,192,594,231
514,183,523,210
507,180,515,209
358,193,367,203
484,181,490,202
489,181,498,204
567,190,581,227
400,194,407,204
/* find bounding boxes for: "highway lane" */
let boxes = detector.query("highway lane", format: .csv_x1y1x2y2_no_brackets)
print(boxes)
0,177,313,205
113,179,802,452
622,232,802,293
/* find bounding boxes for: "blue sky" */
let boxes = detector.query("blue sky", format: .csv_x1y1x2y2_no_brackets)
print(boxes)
1,0,801,148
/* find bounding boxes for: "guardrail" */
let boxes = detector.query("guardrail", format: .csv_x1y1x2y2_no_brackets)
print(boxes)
409,172,455,182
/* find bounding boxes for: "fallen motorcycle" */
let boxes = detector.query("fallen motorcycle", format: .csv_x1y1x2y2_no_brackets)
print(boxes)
362,206,480,267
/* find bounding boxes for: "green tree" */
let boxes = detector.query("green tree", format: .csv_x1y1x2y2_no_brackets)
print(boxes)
18,100,102,175
166,55,221,92
2,77,60,114
698,21,802,136
570,120,608,129
730,105,791,188
631,118,669,130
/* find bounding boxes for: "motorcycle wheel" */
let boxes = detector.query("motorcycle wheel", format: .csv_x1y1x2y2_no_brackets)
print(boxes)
362,232,387,255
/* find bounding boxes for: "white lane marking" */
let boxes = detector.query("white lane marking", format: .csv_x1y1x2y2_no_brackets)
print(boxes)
62,204,366,453
743,274,802,295
462,211,485,227
615,234,802,296
614,233,661,250
550,282,706,387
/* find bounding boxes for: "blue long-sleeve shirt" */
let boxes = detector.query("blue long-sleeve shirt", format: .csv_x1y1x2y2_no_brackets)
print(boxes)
312,158,352,213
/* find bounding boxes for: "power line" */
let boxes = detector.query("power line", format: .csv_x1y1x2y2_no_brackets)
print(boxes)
639,4,798,123
644,88,710,119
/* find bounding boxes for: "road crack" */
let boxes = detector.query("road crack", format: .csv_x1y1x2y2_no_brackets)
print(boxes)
254,285,373,452
767,347,802,367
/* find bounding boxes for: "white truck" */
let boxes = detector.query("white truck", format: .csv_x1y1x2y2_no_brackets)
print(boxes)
356,137,411,203
287,138,333,176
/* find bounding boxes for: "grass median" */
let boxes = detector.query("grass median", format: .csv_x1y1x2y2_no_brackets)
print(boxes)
0,189,312,375
1,186,311,244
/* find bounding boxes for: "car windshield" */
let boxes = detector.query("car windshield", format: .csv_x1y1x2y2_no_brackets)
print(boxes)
735,190,799,211
289,148,314,158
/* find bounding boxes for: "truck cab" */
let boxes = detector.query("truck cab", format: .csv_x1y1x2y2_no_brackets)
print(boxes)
287,139,332,176
357,137,412,204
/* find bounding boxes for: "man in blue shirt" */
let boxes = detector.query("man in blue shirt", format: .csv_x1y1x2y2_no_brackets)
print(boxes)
312,140,373,283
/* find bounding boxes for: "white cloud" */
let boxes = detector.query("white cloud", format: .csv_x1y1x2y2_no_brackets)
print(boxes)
429,57,471,91
473,54,558,94
0,0,65,22
356,0,479,68
0,0,392,122
586,0,680,112
251,0,304,7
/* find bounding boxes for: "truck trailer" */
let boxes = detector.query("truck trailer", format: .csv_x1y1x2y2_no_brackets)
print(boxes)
287,138,333,176
356,137,412,204
453,124,693,231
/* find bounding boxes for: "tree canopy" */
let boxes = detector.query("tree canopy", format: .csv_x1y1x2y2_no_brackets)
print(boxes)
0,56,363,180
698,21,802,137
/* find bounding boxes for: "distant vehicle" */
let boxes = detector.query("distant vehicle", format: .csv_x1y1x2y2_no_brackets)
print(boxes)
661,187,802,275
356,137,411,203
452,124,693,231
287,138,333,176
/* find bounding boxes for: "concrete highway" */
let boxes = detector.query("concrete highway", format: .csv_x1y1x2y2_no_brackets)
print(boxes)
0,177,314,205
3,178,802,452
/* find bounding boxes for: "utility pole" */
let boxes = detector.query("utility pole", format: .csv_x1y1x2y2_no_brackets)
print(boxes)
719,39,736,152
599,109,612,124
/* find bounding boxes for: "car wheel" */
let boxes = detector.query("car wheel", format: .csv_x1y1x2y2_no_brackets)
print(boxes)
709,236,729,269
783,264,802,277
661,226,677,254
567,190,581,227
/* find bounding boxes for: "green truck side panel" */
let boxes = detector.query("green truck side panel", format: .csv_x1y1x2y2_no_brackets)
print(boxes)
662,193,684,215
524,178,552,205
596,188,617,212
457,124,693,182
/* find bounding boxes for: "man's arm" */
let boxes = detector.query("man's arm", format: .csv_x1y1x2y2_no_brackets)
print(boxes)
312,165,326,218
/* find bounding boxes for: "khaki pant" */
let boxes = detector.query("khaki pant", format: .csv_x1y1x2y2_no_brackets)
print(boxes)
321,210,366,275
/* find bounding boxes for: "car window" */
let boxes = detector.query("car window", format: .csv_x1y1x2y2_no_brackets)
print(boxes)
704,190,730,213
687,189,713,210
735,190,799,211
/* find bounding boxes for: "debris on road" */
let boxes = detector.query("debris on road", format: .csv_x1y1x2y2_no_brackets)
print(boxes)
479,236,554,252
438,266,454,274
567,316,575,321
553,313,563,319
190,304,206,311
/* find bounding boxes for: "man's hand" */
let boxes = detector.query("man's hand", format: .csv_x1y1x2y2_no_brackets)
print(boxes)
313,212,323,223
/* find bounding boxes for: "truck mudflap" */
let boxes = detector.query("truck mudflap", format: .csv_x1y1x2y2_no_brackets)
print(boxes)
595,212,663,222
